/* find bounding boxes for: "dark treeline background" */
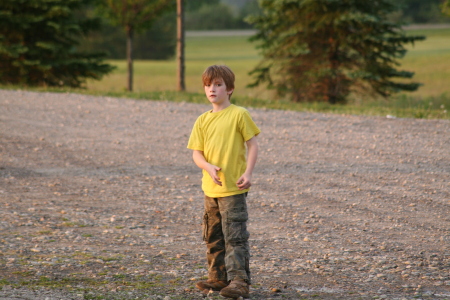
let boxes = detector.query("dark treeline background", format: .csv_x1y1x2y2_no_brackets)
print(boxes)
398,0,450,23
78,0,450,60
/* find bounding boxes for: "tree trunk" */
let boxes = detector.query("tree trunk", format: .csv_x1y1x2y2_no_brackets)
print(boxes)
176,0,185,91
327,41,340,104
126,26,133,92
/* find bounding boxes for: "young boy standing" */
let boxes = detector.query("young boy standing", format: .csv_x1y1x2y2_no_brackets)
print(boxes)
187,65,260,299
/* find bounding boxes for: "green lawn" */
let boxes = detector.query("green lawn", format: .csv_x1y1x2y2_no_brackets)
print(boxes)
86,28,450,101
401,28,450,99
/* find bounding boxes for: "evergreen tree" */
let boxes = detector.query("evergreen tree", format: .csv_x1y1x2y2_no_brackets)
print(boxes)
0,0,114,87
247,0,425,103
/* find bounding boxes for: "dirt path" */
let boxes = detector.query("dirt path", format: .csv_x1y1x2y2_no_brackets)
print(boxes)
1,90,449,300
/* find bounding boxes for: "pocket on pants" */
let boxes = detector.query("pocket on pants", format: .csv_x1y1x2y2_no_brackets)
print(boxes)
222,193,249,243
226,209,249,243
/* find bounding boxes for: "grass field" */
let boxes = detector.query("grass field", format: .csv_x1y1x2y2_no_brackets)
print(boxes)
86,28,450,97
400,28,450,99
85,34,264,97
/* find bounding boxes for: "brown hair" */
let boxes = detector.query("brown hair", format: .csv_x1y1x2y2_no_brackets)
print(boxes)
202,65,235,95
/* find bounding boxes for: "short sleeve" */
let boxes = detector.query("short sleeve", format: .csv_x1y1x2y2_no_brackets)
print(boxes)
239,109,261,142
187,117,204,151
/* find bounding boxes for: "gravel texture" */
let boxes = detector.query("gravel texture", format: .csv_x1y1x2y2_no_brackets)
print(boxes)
1,89,449,300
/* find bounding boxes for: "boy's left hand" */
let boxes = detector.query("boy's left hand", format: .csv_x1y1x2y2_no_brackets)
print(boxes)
237,173,252,190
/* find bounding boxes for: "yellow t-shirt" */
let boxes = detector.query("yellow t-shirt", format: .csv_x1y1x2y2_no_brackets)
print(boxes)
187,104,261,197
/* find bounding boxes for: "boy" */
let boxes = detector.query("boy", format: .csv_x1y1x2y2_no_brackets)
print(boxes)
187,65,260,299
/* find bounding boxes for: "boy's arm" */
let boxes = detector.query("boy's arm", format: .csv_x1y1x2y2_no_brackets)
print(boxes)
237,136,259,190
192,150,222,186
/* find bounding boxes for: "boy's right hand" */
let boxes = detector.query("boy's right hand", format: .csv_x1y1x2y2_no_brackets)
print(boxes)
206,164,222,186
192,150,222,186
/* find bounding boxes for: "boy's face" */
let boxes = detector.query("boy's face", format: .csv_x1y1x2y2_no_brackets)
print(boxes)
204,77,233,106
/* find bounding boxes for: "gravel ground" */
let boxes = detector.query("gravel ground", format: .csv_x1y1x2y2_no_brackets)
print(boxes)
0,89,449,300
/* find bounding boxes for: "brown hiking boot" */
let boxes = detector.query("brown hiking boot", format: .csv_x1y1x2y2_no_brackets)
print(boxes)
219,279,249,299
196,279,228,294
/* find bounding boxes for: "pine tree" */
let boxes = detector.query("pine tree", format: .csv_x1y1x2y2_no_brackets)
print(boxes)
247,0,426,103
0,0,114,87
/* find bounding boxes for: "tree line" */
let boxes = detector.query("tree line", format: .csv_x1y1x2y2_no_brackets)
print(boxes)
79,0,449,61
78,0,258,60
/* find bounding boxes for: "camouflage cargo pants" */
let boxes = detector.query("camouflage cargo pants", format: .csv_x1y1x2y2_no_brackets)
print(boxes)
202,193,251,284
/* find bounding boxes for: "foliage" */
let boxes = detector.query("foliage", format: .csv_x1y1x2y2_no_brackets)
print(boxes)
398,0,450,23
185,3,240,30
0,0,114,88
97,0,175,34
247,0,426,104
186,0,220,11
77,12,176,60
79,0,259,55
185,2,256,30
443,0,450,16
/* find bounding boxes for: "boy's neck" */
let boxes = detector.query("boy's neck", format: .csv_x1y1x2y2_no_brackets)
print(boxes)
211,100,231,113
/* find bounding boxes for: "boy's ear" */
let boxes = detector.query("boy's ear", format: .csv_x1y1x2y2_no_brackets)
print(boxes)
227,88,234,95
